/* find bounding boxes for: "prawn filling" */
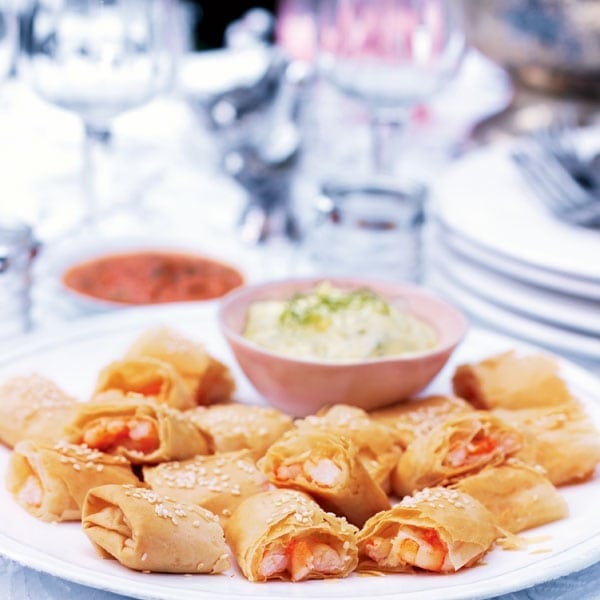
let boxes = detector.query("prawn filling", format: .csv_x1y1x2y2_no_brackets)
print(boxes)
259,534,347,581
80,417,160,455
443,424,521,469
274,453,343,488
363,523,479,573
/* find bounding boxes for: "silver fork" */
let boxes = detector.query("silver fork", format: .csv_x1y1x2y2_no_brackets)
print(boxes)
535,118,600,192
511,139,600,228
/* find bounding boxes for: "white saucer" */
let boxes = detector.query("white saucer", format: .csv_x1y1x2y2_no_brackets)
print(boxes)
436,223,600,300
433,235,600,336
430,269,600,362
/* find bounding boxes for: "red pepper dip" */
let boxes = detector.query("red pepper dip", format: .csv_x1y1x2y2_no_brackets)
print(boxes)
62,251,244,305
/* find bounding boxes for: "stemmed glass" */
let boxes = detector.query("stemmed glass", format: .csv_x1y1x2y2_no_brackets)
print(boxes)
23,0,175,229
318,0,466,175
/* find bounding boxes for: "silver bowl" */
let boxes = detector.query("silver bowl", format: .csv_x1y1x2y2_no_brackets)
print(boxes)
460,0,600,98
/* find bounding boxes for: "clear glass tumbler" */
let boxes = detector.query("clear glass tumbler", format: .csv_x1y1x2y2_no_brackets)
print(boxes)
301,180,426,283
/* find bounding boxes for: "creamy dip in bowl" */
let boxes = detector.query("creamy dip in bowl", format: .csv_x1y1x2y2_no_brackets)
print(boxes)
219,277,467,417
242,282,438,362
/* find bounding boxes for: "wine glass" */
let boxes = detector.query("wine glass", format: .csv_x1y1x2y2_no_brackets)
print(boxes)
318,0,466,175
23,0,175,228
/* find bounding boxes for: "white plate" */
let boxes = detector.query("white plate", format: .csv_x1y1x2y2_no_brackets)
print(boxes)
436,224,600,301
432,239,600,336
431,270,600,362
432,129,600,285
0,303,599,600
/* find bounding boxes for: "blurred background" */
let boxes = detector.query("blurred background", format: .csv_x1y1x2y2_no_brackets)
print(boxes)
0,0,597,366
0,2,600,596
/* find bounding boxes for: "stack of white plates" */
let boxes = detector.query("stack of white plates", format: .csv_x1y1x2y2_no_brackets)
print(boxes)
429,134,600,365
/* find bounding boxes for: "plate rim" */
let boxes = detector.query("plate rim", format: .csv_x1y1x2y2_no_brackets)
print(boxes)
435,220,600,301
432,272,600,361
432,238,600,336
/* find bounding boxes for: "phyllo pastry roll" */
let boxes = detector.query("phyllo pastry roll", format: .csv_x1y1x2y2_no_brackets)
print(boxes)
370,395,473,449
357,487,498,573
187,403,293,458
0,374,77,448
452,460,568,533
65,397,210,464
224,489,358,582
82,484,230,574
493,404,600,486
125,327,235,405
296,404,401,492
452,351,574,410
392,411,522,497
6,440,138,522
94,357,194,410
259,429,390,527
143,450,269,521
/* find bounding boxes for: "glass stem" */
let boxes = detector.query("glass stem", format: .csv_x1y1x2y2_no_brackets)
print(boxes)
369,107,407,176
81,121,113,226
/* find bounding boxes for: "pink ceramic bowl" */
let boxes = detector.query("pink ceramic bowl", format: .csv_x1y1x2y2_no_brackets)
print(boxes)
218,277,468,417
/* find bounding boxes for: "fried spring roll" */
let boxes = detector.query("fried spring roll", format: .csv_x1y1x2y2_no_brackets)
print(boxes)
125,327,235,405
392,411,522,497
82,484,230,573
143,450,269,522
452,460,568,533
259,429,390,527
224,489,358,582
358,487,498,573
65,396,210,464
94,357,194,410
0,374,77,448
296,404,401,493
370,395,473,449
493,404,600,486
452,351,575,410
187,403,293,458
6,440,138,522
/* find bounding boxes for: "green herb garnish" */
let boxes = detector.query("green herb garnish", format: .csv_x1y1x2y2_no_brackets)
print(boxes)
278,283,391,331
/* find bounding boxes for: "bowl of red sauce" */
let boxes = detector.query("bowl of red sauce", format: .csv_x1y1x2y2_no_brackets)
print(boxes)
61,250,244,307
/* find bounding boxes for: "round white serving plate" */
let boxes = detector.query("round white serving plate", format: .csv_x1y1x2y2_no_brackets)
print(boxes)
0,302,599,600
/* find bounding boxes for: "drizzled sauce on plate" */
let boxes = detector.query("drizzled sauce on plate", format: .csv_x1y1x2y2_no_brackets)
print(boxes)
62,251,244,305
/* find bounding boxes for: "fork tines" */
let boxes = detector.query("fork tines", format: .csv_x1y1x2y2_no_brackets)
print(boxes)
511,136,600,228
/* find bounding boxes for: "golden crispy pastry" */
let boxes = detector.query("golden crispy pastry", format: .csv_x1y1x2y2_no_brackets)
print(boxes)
453,460,568,533
370,395,473,449
93,357,194,410
6,440,138,522
82,484,230,573
358,487,498,573
0,374,77,448
125,327,235,405
65,396,210,464
259,429,390,527
452,351,575,410
493,404,600,486
224,489,358,582
143,450,269,522
187,403,293,458
392,411,523,497
296,404,401,493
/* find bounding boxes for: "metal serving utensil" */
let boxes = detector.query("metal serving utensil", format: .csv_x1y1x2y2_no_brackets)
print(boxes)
511,130,600,228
